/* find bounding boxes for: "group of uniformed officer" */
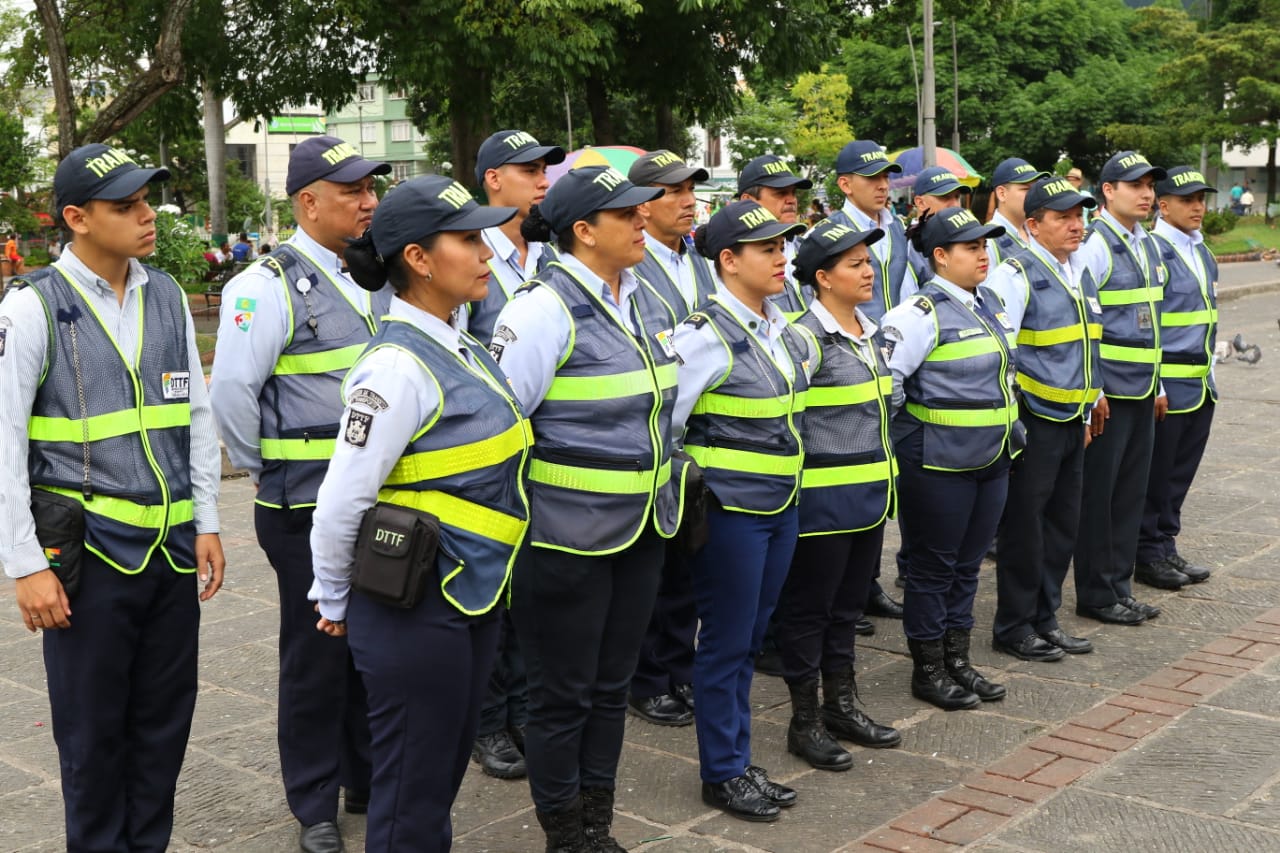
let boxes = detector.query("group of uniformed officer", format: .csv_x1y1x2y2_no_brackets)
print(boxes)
2,132,1219,853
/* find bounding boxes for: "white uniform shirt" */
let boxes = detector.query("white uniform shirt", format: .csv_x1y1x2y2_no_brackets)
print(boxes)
984,233,1081,334
842,199,920,302
483,226,545,304
986,209,1029,270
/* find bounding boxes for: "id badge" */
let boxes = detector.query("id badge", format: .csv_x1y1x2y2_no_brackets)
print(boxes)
655,328,677,359
162,371,191,400
1087,296,1102,315
1136,304,1153,331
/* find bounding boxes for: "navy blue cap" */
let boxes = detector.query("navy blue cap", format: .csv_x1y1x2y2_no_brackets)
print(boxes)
835,140,902,176
913,166,969,197
919,207,1005,256
1023,176,1098,219
286,136,390,196
54,144,169,214
366,176,515,262
1156,166,1216,197
737,155,813,194
537,166,662,234
792,220,884,285
1099,151,1166,185
629,149,709,186
697,200,807,259
475,130,566,185
991,157,1049,187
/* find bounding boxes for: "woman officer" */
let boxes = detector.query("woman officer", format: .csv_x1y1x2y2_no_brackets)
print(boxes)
773,220,902,772
489,165,681,853
879,207,1019,711
307,175,530,852
669,199,817,822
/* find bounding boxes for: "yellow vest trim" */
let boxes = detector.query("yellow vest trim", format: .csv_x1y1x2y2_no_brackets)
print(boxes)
685,444,802,477
29,404,191,443
386,420,533,486
1016,372,1102,405
800,459,893,488
378,488,526,547
906,402,1016,428
260,437,337,461
273,343,366,376
34,485,194,529
528,458,671,495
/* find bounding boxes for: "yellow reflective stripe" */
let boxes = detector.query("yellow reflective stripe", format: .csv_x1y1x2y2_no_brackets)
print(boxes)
1162,309,1218,327
783,310,805,322
654,361,678,390
272,344,366,376
1099,343,1159,364
1087,323,1102,340
801,459,893,488
1160,362,1211,379
544,369,655,402
692,392,793,419
259,437,337,461
29,404,191,443
806,376,890,408
1096,286,1163,305
378,488,526,547
386,420,532,486
1016,373,1099,405
685,444,801,476
528,459,670,494
1017,325,1087,347
34,485,194,528
930,337,1002,361
906,402,1014,427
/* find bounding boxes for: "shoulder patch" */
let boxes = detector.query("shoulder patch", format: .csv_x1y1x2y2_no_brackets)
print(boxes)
911,296,933,316
344,410,374,447
348,387,389,413
684,312,709,328
515,279,543,294
1006,258,1024,274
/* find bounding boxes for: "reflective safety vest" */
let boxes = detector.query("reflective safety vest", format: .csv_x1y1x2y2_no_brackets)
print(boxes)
1152,232,1218,414
522,262,683,555
899,285,1020,472
634,241,718,322
24,264,197,573
1003,250,1103,422
469,241,558,343
826,209,912,323
363,318,532,615
794,310,895,535
256,243,391,509
989,229,1029,267
1088,219,1165,400
683,296,813,514
767,276,810,322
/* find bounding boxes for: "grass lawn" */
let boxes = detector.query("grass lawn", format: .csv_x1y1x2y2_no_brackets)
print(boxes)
1207,216,1280,255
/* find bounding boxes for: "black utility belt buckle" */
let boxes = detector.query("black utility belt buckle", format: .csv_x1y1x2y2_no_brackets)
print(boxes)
351,503,440,608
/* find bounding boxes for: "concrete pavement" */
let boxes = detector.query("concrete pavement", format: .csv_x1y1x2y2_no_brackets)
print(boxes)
3,290,1280,852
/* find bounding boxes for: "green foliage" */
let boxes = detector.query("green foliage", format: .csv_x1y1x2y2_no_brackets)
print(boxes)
195,165,268,233
726,91,796,172
789,71,853,189
1200,208,1238,236
150,210,211,288
0,112,36,189
0,196,39,234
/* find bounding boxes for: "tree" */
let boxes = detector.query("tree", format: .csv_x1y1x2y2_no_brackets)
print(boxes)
788,70,854,191
726,91,796,173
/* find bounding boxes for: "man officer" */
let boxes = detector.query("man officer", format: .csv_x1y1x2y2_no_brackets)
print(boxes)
737,154,813,318
987,158,1051,268
903,166,972,295
211,136,389,853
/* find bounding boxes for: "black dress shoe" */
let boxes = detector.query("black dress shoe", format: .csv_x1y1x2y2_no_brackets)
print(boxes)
628,693,693,727
743,765,797,807
701,776,780,822
1076,603,1146,625
854,617,875,636
471,730,527,779
1119,596,1161,619
342,788,368,815
1167,552,1211,583
754,648,784,677
1039,628,1093,654
894,574,906,589
672,682,695,712
992,633,1065,662
299,821,343,853
1135,560,1190,590
866,589,905,619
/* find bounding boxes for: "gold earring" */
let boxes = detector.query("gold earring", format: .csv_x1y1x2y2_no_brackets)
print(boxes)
426,272,433,281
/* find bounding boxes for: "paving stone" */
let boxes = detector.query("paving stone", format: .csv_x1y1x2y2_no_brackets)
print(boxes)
1005,623,1209,688
994,788,1280,852
1152,596,1269,635
1105,712,1172,740
1024,755,1095,788
897,710,1046,767
449,766,535,838
828,658,938,729
198,604,281,654
937,785,1029,817
189,719,283,781
889,799,968,835
198,641,279,702
1176,575,1280,608
1236,780,1280,829
989,675,1112,725
858,826,958,852
2,729,59,781
0,693,52,744
1085,706,1280,815
0,759,41,796
0,784,65,849
2,643,50,693
188,685,274,741
170,761,289,849
930,806,1008,845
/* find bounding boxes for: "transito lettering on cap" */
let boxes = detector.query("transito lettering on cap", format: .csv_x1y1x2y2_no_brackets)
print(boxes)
437,181,473,209
591,168,626,192
945,209,979,229
1172,170,1207,187
501,131,538,150
84,147,139,179
1040,178,1073,196
861,150,887,163
931,171,957,184
321,141,362,165
1013,164,1035,176
651,151,683,168
820,224,856,242
1117,153,1150,170
761,160,791,175
738,206,779,229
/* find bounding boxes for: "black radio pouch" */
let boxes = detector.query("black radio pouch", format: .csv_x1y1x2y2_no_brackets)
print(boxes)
351,503,440,608
673,451,712,556
30,489,85,598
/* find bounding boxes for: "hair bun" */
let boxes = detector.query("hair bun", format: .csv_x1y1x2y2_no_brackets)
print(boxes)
521,205,555,243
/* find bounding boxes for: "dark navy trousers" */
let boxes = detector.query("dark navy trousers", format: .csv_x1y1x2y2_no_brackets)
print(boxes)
1138,401,1214,564
476,609,527,737
43,552,198,853
690,506,798,783
256,505,371,826
630,541,697,701
347,583,501,852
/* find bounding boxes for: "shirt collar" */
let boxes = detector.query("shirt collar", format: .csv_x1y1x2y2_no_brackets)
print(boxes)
291,227,345,277
57,244,149,295
1153,216,1203,250
1025,234,1074,278
929,275,978,308
989,210,1025,244
842,199,894,231
558,252,640,306
808,298,879,343
1098,208,1149,243
643,230,685,266
715,279,789,343
388,295,463,352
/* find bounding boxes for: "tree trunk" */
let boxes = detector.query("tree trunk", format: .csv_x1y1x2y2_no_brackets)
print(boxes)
585,77,616,146
450,72,492,189
33,0,76,161
203,78,228,242
655,102,676,152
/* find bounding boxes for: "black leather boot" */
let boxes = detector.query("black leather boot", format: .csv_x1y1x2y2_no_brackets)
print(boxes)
943,628,1006,702
908,638,981,710
821,667,901,748
785,679,853,771
580,788,626,853
535,802,590,853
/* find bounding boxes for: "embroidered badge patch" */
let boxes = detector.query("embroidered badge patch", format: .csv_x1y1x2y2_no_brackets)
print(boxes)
348,388,389,412
162,371,191,400
345,410,373,447
235,311,254,332
235,296,257,312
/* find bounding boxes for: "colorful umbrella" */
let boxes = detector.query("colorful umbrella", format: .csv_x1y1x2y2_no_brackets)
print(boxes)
888,147,983,191
546,145,647,185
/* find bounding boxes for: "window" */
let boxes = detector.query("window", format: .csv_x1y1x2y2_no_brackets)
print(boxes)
391,161,415,181
390,120,412,142
389,89,408,100
357,83,376,102
226,144,257,181
361,122,378,144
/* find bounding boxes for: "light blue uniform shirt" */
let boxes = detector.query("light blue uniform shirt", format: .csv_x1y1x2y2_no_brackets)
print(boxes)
483,226,545,307
1153,216,1213,386
985,209,1030,271
643,231,702,310
843,198,920,301
984,233,1081,334
0,246,221,577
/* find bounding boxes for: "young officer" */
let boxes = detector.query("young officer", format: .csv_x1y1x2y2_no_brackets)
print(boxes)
210,136,389,853
1,144,224,851
986,176,1101,662
672,200,817,821
986,158,1051,268
880,208,1015,711
737,154,813,318
903,166,972,296
309,175,529,853
626,148,713,729
491,166,679,853
1138,167,1218,585
1074,151,1170,623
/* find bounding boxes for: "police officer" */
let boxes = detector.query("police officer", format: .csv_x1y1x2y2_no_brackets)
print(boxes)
774,220,902,772
1074,151,1169,624
490,165,678,853
307,175,529,853
826,139,915,323
671,199,817,821
986,176,1101,662
1,144,225,851
211,136,388,852
986,158,1051,268
1137,167,1218,586
904,166,972,291
737,154,813,318
880,207,1015,710
626,149,714,729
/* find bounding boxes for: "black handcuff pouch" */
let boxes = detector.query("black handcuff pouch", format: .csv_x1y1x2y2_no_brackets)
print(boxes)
30,489,85,598
352,503,440,608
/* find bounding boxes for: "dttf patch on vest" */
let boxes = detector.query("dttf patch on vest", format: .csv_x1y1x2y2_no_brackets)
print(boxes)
910,297,933,316
162,371,190,400
348,387,389,412
344,410,374,447
654,328,677,359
